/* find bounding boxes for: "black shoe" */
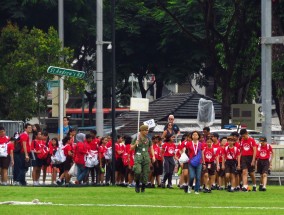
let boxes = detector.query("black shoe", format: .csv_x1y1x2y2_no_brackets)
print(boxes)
151,184,155,188
259,185,263,191
141,184,146,193
262,187,267,191
228,189,234,192
252,186,257,192
184,185,188,193
208,189,212,193
146,183,152,188
161,183,165,188
242,187,248,192
135,185,140,193
167,184,173,189
157,184,162,188
203,188,209,193
227,185,231,192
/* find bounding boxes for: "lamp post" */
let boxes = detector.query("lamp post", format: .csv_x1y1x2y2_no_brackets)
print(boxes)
111,0,116,186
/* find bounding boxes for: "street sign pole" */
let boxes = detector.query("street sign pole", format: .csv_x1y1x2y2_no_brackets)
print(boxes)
59,0,64,142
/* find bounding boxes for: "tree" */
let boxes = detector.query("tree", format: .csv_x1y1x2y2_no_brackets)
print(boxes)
156,0,262,127
0,23,73,121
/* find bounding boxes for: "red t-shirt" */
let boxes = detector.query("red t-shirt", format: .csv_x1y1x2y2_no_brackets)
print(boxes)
203,146,218,163
257,143,273,160
153,143,162,161
240,137,257,156
89,138,99,151
0,135,9,144
162,142,176,157
48,141,58,155
115,142,125,159
223,146,240,160
63,143,73,157
99,145,108,159
19,132,30,153
74,141,90,165
7,141,14,154
185,141,202,160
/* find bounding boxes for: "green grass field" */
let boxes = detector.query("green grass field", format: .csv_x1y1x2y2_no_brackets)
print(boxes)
0,185,283,215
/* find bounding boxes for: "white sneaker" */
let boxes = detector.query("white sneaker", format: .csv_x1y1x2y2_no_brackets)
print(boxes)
194,191,199,195
187,187,191,193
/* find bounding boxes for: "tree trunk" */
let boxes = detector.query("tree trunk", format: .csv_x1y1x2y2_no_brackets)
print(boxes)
221,86,231,128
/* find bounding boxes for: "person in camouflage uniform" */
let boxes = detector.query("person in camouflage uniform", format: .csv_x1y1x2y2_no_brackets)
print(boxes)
131,125,155,193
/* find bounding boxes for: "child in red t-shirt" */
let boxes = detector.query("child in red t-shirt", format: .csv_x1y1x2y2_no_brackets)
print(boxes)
256,136,273,191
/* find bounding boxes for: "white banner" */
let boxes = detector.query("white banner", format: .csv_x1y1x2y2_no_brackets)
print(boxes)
143,119,155,128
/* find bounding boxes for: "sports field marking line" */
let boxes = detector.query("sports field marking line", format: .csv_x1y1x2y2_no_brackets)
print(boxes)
1,202,284,210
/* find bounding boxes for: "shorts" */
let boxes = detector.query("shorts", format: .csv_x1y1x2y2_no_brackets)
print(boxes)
217,162,225,177
0,156,11,169
241,156,255,173
41,154,51,166
32,156,43,167
153,160,163,176
182,162,189,170
203,162,216,176
225,160,237,174
257,159,269,175
63,156,73,171
115,157,124,172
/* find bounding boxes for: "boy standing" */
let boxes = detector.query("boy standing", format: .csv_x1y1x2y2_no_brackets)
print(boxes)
256,136,273,191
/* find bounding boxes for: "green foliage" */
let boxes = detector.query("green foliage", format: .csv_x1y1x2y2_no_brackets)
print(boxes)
0,23,73,120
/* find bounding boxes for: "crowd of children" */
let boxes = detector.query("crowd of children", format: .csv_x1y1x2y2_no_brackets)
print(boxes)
0,122,274,193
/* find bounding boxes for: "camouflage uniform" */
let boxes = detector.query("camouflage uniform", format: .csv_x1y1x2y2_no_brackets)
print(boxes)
132,136,152,185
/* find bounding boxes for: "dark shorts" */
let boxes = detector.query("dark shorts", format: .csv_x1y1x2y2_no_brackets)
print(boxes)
41,154,51,166
32,156,43,167
241,156,255,173
153,160,163,176
217,162,225,177
257,159,269,174
225,160,237,174
63,156,73,171
203,162,216,176
115,157,125,173
0,156,11,169
182,162,189,170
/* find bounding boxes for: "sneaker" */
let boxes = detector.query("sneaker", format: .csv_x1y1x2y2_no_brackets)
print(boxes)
157,184,162,188
242,187,248,192
259,185,263,191
167,184,173,189
218,187,224,191
161,183,165,188
183,185,188,193
42,182,46,186
207,189,212,193
151,184,155,188
146,183,152,188
194,191,199,195
252,186,257,192
262,187,267,191
203,188,209,193
56,179,62,186
187,187,192,193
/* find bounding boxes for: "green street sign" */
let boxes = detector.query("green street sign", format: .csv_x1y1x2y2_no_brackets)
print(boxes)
47,80,59,88
47,66,85,79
